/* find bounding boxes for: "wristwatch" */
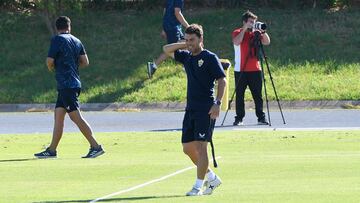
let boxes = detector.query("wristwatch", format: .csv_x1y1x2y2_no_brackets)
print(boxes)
214,100,222,106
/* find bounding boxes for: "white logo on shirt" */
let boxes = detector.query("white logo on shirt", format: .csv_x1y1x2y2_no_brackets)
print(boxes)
198,59,204,68
199,133,206,138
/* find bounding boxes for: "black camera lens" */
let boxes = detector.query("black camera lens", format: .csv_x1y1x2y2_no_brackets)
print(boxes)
254,22,267,30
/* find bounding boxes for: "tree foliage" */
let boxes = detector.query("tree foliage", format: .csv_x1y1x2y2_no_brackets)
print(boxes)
1,0,358,36
1,0,359,11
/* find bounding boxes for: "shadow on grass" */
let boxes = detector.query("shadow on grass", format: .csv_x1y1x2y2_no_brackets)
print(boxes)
34,195,184,203
0,158,37,163
149,123,263,132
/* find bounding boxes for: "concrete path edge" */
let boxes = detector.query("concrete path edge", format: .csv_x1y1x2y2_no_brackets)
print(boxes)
0,100,359,112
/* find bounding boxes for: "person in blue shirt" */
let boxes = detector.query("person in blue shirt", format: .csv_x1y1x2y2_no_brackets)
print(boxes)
34,16,104,159
147,0,189,78
163,24,227,196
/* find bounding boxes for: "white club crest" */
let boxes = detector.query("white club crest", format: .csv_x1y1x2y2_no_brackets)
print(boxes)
198,59,204,67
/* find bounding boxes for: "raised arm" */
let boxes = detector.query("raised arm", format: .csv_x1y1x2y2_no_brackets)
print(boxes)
163,42,187,58
261,32,270,46
232,29,246,46
174,8,189,28
233,22,252,46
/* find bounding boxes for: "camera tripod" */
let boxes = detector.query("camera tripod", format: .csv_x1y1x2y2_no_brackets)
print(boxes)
221,31,286,126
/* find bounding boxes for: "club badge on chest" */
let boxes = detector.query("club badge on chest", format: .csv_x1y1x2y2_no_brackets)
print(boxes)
198,59,204,68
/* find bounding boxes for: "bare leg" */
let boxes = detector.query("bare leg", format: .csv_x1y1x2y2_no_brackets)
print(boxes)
183,141,210,178
68,110,99,148
48,108,67,151
154,52,168,67
195,141,209,180
183,142,199,164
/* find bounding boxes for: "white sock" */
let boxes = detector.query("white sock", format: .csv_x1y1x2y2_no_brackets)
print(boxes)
194,179,204,189
207,169,216,181
153,61,157,69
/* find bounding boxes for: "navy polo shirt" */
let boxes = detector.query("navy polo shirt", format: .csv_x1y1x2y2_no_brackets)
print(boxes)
163,0,184,32
47,33,85,90
175,49,226,112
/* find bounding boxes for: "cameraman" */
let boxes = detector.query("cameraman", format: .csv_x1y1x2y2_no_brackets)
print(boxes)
232,10,270,126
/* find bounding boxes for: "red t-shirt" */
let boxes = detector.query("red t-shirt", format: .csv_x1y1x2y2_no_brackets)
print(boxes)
232,28,261,72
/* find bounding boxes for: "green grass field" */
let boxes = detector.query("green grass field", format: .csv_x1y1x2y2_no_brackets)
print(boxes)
1,131,359,203
1,8,360,103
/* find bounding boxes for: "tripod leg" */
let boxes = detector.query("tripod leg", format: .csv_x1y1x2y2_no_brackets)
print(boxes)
221,107,231,126
260,46,286,124
269,74,286,124
221,85,237,126
221,71,245,126
221,73,237,126
260,58,271,126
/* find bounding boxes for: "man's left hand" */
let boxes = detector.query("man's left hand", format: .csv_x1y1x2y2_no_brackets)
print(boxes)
208,104,220,120
255,28,265,33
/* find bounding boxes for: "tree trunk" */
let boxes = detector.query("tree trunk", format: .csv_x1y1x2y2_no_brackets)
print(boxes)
38,0,56,36
41,12,56,36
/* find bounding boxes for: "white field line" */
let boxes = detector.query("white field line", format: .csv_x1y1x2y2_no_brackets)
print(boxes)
242,153,360,158
232,127,360,131
90,156,222,203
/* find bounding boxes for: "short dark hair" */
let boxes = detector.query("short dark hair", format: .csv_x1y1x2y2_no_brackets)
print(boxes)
185,24,203,38
242,10,257,22
55,16,71,30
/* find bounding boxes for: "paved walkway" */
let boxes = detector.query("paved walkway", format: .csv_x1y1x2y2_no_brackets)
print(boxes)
0,109,359,134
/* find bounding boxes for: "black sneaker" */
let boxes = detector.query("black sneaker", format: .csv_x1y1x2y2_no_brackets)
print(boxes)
233,119,244,126
34,147,57,159
258,118,269,125
82,145,105,158
147,62,157,78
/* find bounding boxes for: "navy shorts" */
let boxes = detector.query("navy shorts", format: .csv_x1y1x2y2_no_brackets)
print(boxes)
165,28,184,44
55,88,81,113
182,110,216,143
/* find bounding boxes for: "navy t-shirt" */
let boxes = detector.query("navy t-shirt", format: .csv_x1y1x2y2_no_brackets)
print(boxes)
163,0,184,32
175,49,226,112
47,33,85,90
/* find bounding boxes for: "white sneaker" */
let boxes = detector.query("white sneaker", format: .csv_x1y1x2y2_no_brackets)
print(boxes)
186,187,203,196
203,175,222,195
